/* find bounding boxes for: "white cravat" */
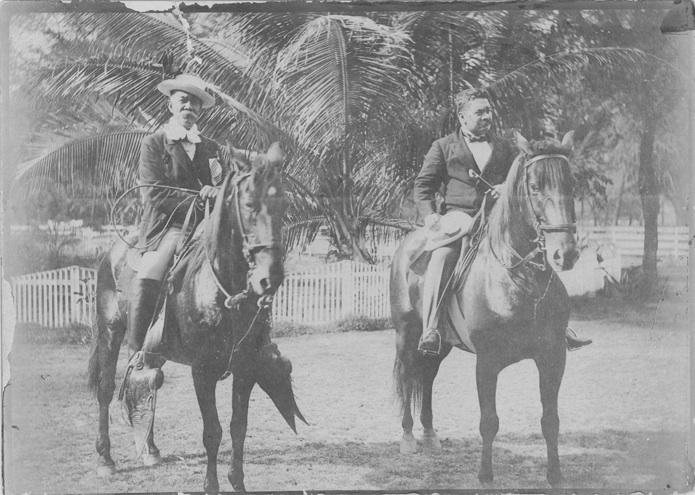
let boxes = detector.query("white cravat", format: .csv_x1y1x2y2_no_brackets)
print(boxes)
462,131,492,172
163,120,201,160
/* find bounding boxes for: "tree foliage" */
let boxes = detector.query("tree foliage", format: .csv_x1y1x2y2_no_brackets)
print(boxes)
8,7,691,275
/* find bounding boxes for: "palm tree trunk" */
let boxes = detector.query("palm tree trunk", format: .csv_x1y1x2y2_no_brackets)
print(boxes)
638,122,659,294
613,169,627,225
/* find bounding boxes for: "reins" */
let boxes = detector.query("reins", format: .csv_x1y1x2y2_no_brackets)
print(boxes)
110,184,199,249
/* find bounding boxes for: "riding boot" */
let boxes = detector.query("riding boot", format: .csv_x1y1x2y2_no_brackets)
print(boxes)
127,278,162,359
419,242,461,356
566,327,592,351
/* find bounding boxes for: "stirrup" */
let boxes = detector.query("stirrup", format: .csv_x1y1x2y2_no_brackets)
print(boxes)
119,352,164,459
418,328,442,356
566,327,592,352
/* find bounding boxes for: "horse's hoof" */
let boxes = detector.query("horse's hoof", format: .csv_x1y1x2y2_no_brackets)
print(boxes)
548,474,566,488
231,482,246,493
204,479,220,495
143,452,163,466
421,433,442,451
400,436,418,454
96,463,116,477
479,473,495,488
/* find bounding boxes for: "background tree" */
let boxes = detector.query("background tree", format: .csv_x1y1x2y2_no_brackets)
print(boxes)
9,8,690,284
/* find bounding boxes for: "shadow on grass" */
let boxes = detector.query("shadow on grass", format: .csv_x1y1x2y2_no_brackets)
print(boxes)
151,429,695,491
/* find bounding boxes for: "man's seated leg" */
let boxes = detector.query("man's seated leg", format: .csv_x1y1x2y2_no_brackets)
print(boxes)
419,242,461,356
127,228,180,359
128,254,166,361
121,238,178,453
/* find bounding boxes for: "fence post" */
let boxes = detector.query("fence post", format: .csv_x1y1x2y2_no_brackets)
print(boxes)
341,260,354,318
70,266,80,324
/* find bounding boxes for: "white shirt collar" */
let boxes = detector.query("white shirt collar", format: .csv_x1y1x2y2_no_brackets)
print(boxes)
163,120,201,144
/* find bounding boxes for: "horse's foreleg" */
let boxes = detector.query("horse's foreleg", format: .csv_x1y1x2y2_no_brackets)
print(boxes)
420,347,451,451
536,349,567,487
476,355,500,487
228,374,255,492
192,367,222,495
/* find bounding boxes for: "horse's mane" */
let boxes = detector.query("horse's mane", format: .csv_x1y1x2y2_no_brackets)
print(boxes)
487,139,573,264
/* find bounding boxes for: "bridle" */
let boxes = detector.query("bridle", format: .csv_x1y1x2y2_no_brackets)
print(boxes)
232,171,283,266
206,170,282,309
501,154,577,272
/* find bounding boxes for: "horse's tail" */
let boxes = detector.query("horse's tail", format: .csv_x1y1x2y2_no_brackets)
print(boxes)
393,346,423,416
390,232,425,417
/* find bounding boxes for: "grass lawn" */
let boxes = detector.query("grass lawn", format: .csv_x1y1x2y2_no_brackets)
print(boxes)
3,265,691,493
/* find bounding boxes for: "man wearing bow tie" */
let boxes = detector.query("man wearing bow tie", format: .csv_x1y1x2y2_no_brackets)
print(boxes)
128,73,229,359
414,88,590,355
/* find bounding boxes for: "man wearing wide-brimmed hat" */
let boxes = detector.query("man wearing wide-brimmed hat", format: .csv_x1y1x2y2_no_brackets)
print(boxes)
127,73,229,360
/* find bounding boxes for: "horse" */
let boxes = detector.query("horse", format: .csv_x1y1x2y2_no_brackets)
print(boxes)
87,143,306,494
390,131,579,487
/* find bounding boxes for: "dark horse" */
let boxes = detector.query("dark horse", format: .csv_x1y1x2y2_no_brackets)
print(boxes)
88,143,305,494
391,132,578,487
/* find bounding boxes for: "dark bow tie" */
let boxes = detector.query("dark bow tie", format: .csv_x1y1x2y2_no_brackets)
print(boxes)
467,134,489,143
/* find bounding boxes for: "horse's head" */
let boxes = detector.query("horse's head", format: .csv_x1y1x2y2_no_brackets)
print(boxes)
225,142,289,296
504,131,579,272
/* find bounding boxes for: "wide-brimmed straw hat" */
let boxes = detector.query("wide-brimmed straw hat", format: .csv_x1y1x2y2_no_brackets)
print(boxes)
157,74,215,109
423,210,472,251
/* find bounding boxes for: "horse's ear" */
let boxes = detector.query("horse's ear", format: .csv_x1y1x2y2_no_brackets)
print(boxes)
266,142,284,166
514,131,533,155
561,130,575,150
225,139,252,172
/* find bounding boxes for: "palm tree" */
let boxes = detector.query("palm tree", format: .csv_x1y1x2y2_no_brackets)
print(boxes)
13,8,688,274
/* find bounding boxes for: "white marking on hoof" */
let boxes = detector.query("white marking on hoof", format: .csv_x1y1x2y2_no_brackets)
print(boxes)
96,464,116,477
421,432,442,451
400,433,418,454
143,452,163,466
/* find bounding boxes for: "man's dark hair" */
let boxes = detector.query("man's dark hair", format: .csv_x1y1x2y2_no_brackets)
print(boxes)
455,88,489,113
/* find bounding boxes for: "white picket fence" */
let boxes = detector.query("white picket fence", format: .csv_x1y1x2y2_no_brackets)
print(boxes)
579,225,688,258
10,266,97,327
273,260,390,324
6,224,684,329
8,261,390,328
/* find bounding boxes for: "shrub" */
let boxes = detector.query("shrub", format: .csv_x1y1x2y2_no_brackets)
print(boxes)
13,323,93,347
272,316,392,338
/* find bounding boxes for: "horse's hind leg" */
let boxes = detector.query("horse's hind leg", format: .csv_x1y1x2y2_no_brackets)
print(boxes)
89,269,126,476
192,366,223,495
420,344,451,451
228,374,255,492
535,348,567,487
394,315,418,454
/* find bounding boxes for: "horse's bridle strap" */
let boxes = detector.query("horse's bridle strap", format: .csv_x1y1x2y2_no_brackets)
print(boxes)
523,154,569,169
524,153,576,236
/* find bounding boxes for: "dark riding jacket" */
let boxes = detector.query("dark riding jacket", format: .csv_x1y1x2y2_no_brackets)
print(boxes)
137,130,229,251
414,129,516,218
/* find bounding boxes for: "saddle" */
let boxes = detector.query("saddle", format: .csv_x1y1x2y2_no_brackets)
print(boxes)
408,210,488,353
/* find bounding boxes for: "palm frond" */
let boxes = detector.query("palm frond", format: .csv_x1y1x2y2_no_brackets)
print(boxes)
487,47,651,101
15,130,149,197
273,15,411,155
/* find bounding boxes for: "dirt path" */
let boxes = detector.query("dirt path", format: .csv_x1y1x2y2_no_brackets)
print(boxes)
4,275,691,493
